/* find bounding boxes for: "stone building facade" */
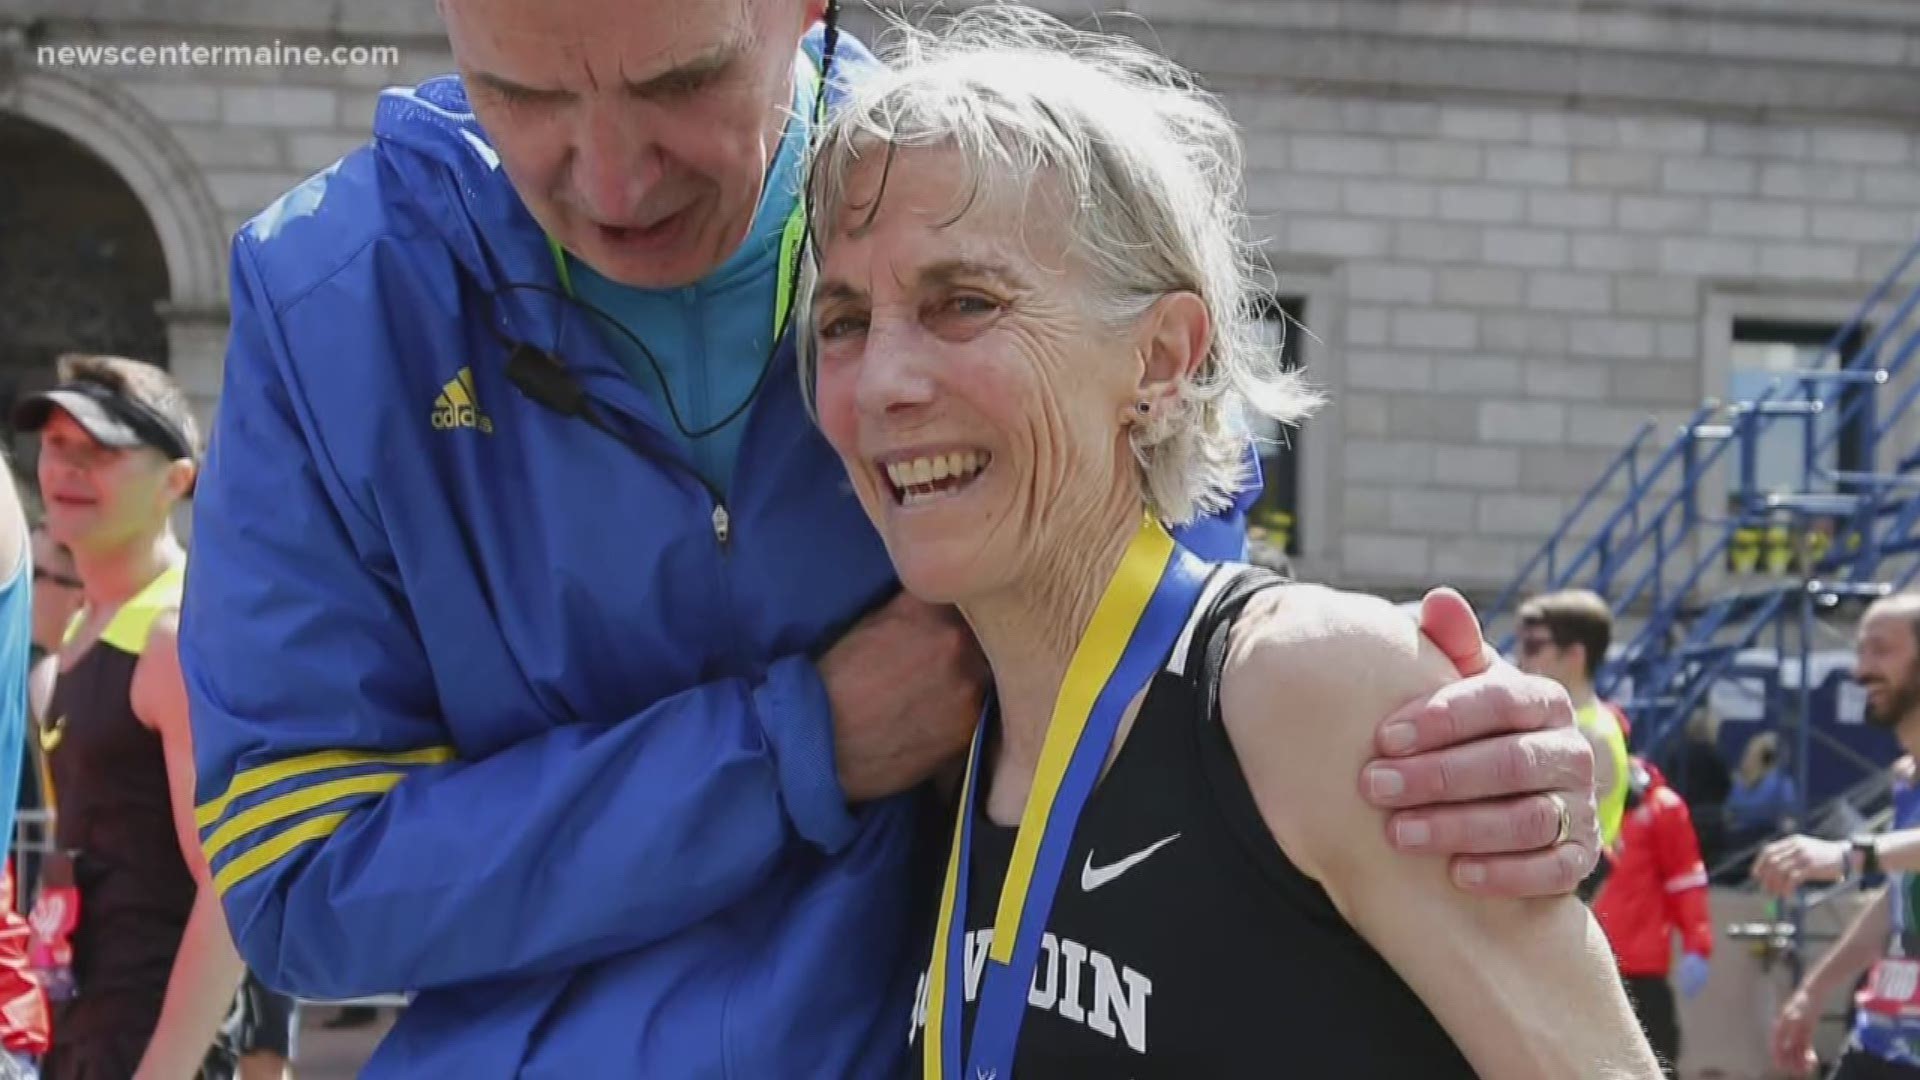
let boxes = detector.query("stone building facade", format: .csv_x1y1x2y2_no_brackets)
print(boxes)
2,0,1917,594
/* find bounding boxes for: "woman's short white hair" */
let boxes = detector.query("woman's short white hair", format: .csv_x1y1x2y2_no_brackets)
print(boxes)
797,4,1321,526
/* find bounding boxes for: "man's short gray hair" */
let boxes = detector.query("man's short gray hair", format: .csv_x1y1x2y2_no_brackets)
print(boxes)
797,4,1321,525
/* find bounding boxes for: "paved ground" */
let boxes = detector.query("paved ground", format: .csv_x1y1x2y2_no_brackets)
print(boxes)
292,1006,394,1079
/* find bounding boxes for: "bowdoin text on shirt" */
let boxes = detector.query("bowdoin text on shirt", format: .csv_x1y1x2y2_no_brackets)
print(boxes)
910,929,1154,1055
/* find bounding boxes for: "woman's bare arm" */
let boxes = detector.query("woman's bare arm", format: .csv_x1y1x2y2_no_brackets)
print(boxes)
1219,585,1658,1080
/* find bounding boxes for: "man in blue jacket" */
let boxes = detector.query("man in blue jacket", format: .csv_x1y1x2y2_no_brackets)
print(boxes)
180,0,1604,1073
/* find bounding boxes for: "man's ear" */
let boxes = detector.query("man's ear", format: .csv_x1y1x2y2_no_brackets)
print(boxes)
1132,290,1210,409
163,459,197,503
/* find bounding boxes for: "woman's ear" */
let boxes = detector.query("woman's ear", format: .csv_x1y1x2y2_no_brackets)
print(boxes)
1133,291,1210,406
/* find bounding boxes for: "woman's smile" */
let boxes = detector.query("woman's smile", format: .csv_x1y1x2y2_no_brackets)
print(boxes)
879,449,994,508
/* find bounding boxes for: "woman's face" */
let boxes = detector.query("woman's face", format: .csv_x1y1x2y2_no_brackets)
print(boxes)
809,147,1144,604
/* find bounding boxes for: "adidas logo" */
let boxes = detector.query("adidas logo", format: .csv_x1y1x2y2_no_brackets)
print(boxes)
431,367,493,434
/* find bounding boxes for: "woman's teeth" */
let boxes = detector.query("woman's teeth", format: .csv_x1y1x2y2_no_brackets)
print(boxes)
884,451,990,504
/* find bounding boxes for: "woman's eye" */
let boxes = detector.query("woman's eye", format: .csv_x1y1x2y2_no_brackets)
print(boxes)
945,295,999,317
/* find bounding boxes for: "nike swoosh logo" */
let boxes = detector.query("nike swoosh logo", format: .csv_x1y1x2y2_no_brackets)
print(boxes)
1081,833,1181,892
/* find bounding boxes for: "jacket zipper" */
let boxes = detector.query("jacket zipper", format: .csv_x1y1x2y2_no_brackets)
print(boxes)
676,457,730,552
681,289,731,554
638,450,734,551
589,402,732,552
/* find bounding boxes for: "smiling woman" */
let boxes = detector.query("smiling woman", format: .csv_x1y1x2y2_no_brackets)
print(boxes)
796,7,1659,1079
797,17,1316,533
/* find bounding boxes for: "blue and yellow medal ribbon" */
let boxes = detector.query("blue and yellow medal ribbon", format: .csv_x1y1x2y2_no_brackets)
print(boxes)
923,516,1212,1079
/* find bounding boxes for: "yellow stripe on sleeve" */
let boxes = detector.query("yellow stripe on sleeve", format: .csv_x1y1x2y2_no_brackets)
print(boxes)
213,811,353,896
201,772,407,865
196,746,455,829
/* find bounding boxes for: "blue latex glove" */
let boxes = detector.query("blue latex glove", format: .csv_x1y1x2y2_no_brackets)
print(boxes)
1677,952,1710,999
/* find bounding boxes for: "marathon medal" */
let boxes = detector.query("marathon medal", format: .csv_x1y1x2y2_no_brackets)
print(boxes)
923,516,1210,1079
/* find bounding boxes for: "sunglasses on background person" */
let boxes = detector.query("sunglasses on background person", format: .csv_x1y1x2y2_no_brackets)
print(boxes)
1519,635,1561,658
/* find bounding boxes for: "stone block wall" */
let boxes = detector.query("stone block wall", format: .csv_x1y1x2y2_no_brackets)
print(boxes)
1224,89,1920,587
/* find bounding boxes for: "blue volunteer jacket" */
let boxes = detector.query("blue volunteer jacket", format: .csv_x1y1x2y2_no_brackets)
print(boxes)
181,27,1258,1078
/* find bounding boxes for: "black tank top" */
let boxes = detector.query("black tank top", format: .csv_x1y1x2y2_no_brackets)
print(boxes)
42,567,193,999
904,567,1479,1078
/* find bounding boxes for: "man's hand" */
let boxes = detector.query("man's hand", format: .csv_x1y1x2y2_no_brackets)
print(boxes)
1771,988,1820,1076
821,592,989,802
1360,588,1599,897
1753,835,1849,897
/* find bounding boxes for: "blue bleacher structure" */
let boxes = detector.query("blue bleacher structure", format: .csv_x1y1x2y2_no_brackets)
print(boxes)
1489,233,1920,846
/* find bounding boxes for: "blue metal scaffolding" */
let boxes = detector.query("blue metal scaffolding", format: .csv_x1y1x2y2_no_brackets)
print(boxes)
1489,232,1920,833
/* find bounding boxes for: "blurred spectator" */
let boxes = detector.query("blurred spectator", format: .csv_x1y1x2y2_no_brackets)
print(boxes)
13,355,293,1079
1757,592,1920,1079
1725,732,1797,855
27,526,80,667
1518,589,1631,848
1591,758,1714,1079
1244,527,1294,579
19,526,78,911
1676,711,1733,869
1677,710,1733,807
0,863,51,1074
0,415,46,1073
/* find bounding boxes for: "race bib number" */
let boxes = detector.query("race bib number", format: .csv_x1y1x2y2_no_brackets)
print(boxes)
1860,959,1920,1019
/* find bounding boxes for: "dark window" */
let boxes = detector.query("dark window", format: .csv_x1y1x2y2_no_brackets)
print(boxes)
1244,296,1305,556
1724,318,1871,574
1727,319,1869,500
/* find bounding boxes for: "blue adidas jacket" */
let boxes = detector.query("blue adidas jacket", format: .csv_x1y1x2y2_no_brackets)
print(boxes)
181,28,1258,1078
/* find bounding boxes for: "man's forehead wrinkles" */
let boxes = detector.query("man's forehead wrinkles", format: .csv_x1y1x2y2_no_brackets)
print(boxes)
462,0,751,94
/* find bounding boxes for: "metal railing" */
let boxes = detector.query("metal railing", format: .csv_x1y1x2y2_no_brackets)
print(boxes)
1488,233,1920,644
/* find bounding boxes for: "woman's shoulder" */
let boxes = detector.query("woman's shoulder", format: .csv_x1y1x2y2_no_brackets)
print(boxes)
1219,581,1439,695
1213,580,1455,881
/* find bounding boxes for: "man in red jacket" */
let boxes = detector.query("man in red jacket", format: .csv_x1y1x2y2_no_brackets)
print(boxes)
1593,756,1714,1078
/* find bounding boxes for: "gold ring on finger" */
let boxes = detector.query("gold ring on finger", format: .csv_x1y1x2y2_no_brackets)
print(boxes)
1548,791,1573,846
